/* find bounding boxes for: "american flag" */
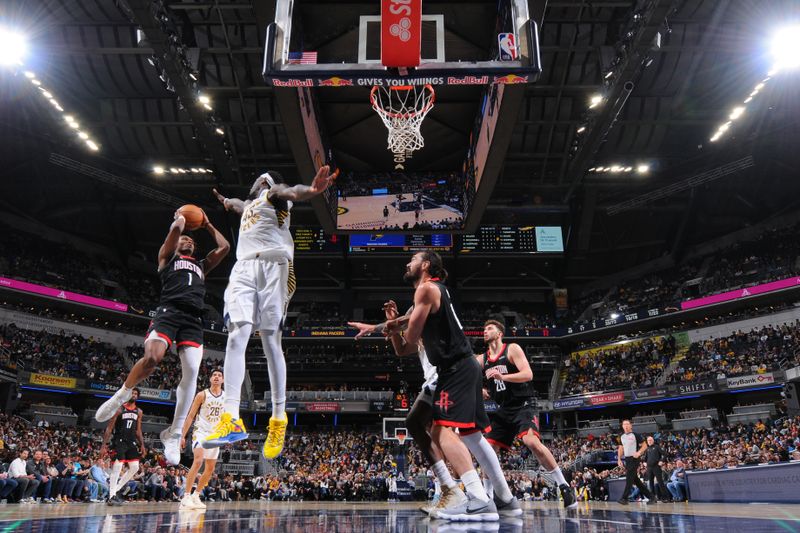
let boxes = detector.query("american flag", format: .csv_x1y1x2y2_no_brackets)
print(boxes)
287,51,318,65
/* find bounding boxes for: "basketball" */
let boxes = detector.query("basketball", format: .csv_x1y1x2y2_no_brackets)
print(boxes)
177,204,205,230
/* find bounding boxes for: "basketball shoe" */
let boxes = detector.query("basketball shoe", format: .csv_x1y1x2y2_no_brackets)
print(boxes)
202,413,249,448
262,413,288,459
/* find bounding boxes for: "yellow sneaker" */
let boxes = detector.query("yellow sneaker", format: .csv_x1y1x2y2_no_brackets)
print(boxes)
262,413,289,459
201,412,249,448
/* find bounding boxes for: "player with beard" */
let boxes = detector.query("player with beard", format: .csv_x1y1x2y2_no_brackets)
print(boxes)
382,250,522,521
203,167,335,459
95,212,230,467
479,320,577,509
348,305,465,516
101,388,144,505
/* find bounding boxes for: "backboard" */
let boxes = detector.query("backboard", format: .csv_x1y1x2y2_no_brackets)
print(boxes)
263,0,541,88
383,417,413,443
266,0,538,234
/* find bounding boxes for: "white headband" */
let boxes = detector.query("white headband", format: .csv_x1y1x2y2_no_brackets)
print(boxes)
259,172,276,188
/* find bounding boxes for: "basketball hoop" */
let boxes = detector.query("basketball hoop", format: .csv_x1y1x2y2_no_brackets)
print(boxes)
370,84,435,155
396,431,408,446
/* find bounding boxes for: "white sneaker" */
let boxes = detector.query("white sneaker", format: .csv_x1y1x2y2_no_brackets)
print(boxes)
95,388,132,422
180,494,201,509
160,428,181,465
192,492,206,509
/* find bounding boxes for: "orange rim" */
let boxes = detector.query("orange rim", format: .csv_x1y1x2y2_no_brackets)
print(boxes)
370,84,435,119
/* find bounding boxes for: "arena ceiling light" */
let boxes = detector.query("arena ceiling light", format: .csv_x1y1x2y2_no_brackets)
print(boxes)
771,24,800,72
710,25,797,143
0,27,27,66
154,166,213,176
20,70,101,152
589,163,650,175
588,94,603,109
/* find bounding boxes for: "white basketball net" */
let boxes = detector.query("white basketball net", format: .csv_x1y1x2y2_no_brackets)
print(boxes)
370,84,435,155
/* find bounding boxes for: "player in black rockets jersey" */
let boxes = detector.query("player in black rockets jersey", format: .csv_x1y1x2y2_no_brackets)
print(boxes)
385,250,524,522
101,388,144,505
478,320,577,509
95,210,229,467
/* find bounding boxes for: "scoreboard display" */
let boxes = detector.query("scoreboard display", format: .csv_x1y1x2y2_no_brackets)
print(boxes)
291,228,344,253
393,392,410,411
458,226,564,254
349,234,453,253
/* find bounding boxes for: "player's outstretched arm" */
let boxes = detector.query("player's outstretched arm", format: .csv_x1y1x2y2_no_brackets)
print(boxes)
179,391,205,449
213,188,246,214
202,215,231,274
387,284,435,356
158,213,186,270
269,165,338,202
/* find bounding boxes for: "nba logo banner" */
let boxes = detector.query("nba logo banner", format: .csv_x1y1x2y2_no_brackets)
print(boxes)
498,33,518,61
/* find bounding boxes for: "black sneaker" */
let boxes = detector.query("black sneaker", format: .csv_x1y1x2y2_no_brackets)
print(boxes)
559,484,578,509
617,498,629,505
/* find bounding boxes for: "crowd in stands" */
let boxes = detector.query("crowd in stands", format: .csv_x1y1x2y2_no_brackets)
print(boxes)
0,323,223,391
668,321,800,383
2,401,799,505
0,323,129,384
0,224,159,312
573,222,800,322
562,335,675,396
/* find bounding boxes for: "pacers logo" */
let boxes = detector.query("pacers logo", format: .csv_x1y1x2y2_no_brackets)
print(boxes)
435,391,454,413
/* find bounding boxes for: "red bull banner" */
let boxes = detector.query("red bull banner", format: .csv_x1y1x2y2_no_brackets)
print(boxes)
269,74,533,88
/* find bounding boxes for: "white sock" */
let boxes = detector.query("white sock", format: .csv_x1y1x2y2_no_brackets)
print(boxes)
260,330,286,419
460,470,489,502
172,346,202,433
461,433,513,502
115,385,132,401
483,476,494,499
431,460,457,489
109,461,123,497
116,461,139,493
549,467,568,486
223,322,253,420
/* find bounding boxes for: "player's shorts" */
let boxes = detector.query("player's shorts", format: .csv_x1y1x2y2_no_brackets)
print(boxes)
145,305,204,349
223,258,295,331
111,439,140,462
192,432,220,460
484,399,540,449
415,377,438,407
432,356,491,435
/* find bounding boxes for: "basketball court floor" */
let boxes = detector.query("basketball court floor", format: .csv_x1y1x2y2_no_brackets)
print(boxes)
2,501,798,532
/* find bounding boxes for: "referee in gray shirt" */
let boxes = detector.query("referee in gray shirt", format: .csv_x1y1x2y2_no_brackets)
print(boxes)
616,419,654,505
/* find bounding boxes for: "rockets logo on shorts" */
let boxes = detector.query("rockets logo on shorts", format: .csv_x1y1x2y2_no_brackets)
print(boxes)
435,391,454,413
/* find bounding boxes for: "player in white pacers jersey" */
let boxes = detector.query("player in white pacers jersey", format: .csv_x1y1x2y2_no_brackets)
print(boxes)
178,368,224,509
204,166,335,459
